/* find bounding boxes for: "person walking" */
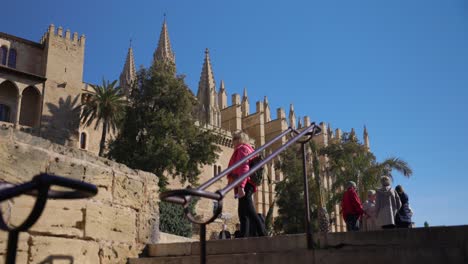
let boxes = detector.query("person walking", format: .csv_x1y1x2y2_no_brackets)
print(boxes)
341,181,365,231
362,190,378,231
227,131,266,237
375,176,402,229
395,185,412,228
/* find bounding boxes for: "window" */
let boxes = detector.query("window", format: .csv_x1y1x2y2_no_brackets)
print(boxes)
7,49,16,68
0,46,7,65
80,132,87,149
217,165,222,175
213,165,217,177
0,104,11,122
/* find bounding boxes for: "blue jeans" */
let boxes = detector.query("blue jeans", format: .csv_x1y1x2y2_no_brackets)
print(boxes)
345,214,360,231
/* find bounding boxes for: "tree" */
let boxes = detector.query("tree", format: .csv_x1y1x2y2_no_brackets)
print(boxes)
323,133,413,201
108,61,220,187
274,145,315,234
274,131,413,234
79,79,126,156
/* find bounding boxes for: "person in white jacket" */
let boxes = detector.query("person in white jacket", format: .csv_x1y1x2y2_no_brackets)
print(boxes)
362,190,378,231
375,176,401,229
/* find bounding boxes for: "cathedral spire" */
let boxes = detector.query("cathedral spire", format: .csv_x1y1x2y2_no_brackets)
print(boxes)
119,43,136,97
153,17,175,65
197,48,220,126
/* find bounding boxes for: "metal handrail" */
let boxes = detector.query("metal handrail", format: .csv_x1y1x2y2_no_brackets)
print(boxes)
160,128,294,206
160,123,322,264
0,173,98,264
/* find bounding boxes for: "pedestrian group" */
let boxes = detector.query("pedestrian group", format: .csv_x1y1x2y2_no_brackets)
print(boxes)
341,176,413,231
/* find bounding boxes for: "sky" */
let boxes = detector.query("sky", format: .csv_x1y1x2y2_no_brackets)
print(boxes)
3,0,468,227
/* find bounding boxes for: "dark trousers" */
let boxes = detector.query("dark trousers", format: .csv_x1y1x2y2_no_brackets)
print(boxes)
238,183,266,237
395,220,411,228
345,214,360,231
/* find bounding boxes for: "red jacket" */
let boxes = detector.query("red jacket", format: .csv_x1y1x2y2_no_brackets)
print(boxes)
227,143,257,195
341,187,364,219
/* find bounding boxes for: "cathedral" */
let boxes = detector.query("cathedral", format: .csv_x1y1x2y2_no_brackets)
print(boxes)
0,19,370,237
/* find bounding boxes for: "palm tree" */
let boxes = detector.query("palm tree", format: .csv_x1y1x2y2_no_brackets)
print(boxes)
79,79,126,156
322,133,413,201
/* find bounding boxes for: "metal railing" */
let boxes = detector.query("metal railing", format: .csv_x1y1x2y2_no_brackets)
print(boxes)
0,173,98,264
160,123,322,264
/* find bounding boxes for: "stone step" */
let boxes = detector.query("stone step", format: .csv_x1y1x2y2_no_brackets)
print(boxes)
130,226,468,264
131,243,467,264
147,234,306,257
147,225,468,258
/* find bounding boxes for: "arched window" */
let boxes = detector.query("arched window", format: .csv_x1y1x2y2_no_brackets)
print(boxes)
213,165,217,177
7,49,16,68
217,165,222,175
19,86,41,127
80,132,87,149
0,104,11,122
0,46,7,65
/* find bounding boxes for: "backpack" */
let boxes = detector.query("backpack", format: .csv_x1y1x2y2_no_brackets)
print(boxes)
249,154,265,186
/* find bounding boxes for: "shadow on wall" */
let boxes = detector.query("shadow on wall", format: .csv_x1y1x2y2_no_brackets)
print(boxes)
38,255,74,264
41,95,81,147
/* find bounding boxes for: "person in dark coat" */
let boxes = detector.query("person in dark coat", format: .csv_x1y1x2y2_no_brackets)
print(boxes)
395,185,412,228
233,223,242,238
218,224,231,239
341,181,365,231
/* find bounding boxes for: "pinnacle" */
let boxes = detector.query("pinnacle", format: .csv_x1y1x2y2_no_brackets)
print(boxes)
243,87,248,101
219,80,225,92
120,45,137,96
154,17,175,65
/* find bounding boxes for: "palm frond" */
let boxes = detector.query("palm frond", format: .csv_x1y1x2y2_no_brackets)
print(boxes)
379,157,413,177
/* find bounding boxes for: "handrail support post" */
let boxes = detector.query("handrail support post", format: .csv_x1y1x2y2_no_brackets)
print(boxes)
6,231,19,264
302,142,314,249
200,224,207,264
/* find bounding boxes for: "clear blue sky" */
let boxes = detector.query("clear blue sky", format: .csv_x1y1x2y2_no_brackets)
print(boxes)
3,0,468,227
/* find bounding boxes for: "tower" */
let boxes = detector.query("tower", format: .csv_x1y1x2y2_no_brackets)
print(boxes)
40,24,86,145
197,48,220,126
153,17,175,66
119,43,136,97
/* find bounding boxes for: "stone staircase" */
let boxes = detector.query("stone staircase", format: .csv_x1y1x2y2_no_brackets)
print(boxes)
130,226,468,264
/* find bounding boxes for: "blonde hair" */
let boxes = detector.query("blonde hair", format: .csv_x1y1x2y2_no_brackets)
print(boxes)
232,130,249,144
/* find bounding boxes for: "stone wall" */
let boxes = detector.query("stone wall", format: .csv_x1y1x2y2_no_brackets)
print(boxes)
0,127,159,264
167,144,237,240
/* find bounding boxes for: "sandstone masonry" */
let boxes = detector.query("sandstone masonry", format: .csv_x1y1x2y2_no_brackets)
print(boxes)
0,127,159,264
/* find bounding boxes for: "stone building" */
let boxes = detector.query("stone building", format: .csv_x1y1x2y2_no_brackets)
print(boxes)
0,19,370,236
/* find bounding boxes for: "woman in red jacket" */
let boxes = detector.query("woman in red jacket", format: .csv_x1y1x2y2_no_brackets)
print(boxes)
228,131,266,237
341,181,365,231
